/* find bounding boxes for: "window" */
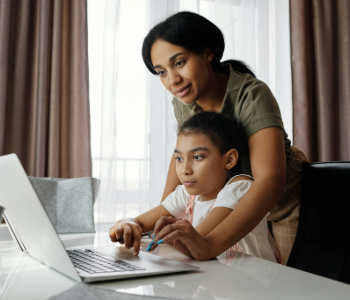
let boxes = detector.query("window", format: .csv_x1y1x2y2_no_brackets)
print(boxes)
88,0,292,225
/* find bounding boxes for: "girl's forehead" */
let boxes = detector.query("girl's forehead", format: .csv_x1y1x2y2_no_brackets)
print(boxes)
176,133,217,152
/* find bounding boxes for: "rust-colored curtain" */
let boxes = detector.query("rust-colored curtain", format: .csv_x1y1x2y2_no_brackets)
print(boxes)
0,0,92,177
290,0,350,162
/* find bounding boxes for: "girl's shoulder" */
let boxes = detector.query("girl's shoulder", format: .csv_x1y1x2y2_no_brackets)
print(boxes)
218,174,254,197
214,175,253,207
227,174,253,186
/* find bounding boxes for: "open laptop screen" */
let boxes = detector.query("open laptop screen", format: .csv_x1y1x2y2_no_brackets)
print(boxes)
0,154,81,282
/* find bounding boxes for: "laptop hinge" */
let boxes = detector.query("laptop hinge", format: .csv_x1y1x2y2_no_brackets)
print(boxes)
4,213,27,252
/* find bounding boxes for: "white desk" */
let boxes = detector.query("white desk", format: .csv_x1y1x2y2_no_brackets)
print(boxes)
0,224,349,299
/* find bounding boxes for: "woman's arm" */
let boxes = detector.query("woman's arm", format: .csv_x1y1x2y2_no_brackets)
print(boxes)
151,127,286,259
161,156,181,202
204,127,286,252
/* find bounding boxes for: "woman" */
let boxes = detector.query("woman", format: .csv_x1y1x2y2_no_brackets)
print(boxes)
112,11,308,264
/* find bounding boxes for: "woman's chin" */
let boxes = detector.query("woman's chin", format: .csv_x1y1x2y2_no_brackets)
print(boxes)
175,94,197,106
177,98,196,106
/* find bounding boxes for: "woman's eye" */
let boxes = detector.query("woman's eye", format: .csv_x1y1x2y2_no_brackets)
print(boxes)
175,61,184,67
158,70,165,76
175,157,183,162
193,155,203,160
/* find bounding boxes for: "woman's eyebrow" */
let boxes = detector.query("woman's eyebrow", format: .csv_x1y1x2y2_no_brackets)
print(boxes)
169,52,185,61
153,52,186,69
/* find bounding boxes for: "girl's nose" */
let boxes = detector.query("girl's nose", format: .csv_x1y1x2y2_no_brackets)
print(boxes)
181,161,193,175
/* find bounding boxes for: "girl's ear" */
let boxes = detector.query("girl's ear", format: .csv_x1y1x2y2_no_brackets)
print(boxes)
202,47,214,63
225,149,238,170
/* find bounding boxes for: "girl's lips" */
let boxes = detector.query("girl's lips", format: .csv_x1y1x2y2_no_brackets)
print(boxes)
183,181,197,187
176,84,191,98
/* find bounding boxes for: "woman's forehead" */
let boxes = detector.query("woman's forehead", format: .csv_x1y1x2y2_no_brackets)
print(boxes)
150,40,189,65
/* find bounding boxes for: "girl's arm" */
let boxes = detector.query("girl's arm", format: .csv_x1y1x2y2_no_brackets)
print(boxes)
136,205,173,232
151,127,286,260
109,205,172,256
160,156,181,202
195,207,233,237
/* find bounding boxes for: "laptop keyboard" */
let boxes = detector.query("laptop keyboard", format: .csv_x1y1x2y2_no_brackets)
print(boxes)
67,249,146,274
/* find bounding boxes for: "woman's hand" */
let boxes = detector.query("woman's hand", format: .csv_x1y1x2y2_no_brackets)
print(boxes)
109,218,142,256
148,216,214,260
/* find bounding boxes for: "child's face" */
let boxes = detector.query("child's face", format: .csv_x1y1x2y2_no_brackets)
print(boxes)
174,133,236,201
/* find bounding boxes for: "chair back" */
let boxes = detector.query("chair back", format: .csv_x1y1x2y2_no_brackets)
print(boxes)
287,162,350,284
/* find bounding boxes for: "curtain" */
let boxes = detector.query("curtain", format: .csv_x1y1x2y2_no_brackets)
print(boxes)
88,0,179,229
290,0,350,162
178,0,292,141
88,0,292,227
0,0,92,178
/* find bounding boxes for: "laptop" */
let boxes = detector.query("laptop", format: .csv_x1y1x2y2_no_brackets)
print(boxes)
0,154,198,283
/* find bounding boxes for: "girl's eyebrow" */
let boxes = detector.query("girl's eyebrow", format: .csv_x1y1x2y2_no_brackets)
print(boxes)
189,147,209,152
153,52,186,69
174,147,209,154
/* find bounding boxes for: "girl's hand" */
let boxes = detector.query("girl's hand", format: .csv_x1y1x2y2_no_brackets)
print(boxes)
109,218,141,256
148,216,213,260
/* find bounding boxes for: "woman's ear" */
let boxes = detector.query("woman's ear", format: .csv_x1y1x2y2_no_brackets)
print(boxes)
202,47,214,63
225,149,238,170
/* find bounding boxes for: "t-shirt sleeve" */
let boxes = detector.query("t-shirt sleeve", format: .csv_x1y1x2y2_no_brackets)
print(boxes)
171,97,182,122
162,185,191,220
212,180,253,210
236,75,285,139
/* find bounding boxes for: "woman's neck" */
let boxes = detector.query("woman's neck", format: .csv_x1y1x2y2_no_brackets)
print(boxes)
196,69,229,112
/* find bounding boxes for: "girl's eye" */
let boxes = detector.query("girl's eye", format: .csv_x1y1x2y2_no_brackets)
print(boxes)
175,157,183,162
158,70,165,76
193,155,203,160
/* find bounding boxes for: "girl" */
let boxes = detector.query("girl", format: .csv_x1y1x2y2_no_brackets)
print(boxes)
140,11,308,264
110,112,281,263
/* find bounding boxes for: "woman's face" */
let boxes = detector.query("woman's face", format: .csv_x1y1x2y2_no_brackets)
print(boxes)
150,40,212,105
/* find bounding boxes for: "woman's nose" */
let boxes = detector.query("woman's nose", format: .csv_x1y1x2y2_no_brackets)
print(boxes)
169,71,182,86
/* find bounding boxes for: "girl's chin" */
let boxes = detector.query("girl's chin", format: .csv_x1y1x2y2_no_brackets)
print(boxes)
184,186,201,194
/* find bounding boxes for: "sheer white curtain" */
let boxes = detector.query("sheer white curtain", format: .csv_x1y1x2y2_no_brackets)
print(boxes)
88,0,292,229
178,0,292,140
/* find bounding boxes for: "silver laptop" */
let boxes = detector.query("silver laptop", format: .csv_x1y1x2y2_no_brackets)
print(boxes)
0,154,198,283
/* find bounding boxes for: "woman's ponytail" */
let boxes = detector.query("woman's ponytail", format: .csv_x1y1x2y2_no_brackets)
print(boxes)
221,60,256,78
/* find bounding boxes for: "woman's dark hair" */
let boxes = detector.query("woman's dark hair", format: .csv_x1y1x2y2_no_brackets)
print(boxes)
142,11,255,78
178,111,242,177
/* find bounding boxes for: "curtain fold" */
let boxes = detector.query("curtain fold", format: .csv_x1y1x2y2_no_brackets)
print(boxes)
0,0,92,178
290,0,350,162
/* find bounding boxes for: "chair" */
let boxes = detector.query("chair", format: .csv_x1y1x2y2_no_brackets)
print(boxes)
287,162,350,284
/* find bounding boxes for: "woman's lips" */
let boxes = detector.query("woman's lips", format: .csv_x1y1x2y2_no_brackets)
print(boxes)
183,181,197,187
175,84,191,98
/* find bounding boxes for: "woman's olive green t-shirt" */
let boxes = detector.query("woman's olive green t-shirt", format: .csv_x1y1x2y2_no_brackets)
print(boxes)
171,65,292,176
